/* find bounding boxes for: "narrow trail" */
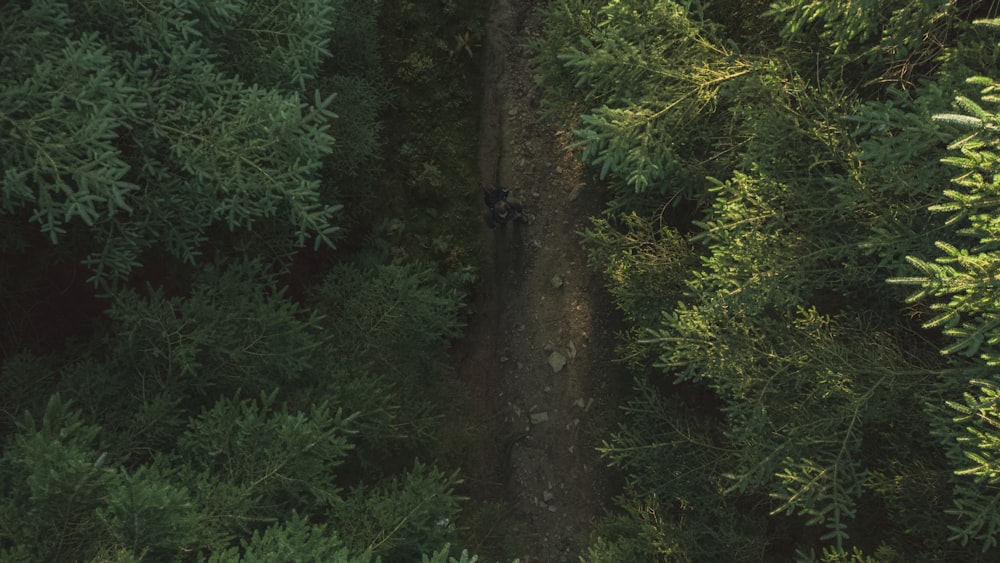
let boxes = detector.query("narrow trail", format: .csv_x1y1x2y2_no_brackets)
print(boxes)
450,0,627,560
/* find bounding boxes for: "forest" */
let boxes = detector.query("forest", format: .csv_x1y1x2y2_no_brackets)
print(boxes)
531,0,1000,560
0,0,487,561
4,0,1000,561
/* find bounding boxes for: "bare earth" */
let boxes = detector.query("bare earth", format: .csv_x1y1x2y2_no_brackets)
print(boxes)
449,0,627,561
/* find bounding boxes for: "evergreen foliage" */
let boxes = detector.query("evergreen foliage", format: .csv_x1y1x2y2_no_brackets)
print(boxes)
533,0,1000,559
892,64,1000,552
553,0,756,206
98,465,207,560
205,512,365,562
0,0,343,284
582,213,694,322
896,76,1000,362
593,377,765,561
309,259,466,453
945,379,1000,550
178,392,354,515
330,462,462,561
0,395,114,561
0,0,490,560
766,0,959,87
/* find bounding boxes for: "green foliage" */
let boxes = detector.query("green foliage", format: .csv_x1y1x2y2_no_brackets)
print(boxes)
891,68,1000,552
592,378,765,561
796,545,882,563
422,544,479,563
326,75,385,175
50,259,330,456
206,512,366,563
0,0,483,561
550,0,756,203
0,29,138,242
944,379,1000,550
0,353,58,435
321,0,388,187
844,83,955,275
766,0,960,87
200,0,337,90
655,302,939,549
178,391,355,516
0,0,343,284
311,259,464,411
892,76,1000,363
0,254,473,559
0,370,464,561
330,462,462,562
530,0,604,109
581,515,662,563
97,465,206,560
582,213,695,327
534,0,1000,559
0,395,113,561
372,0,483,277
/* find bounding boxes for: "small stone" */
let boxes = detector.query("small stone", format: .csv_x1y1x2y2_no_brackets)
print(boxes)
574,398,586,408
530,411,549,424
568,445,575,454
551,274,564,288
585,398,595,411
569,185,584,201
543,491,555,502
547,351,567,373
543,342,554,352
548,505,558,512
508,107,519,116
567,340,577,359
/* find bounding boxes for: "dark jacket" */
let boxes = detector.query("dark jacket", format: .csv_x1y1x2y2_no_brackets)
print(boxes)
483,185,510,208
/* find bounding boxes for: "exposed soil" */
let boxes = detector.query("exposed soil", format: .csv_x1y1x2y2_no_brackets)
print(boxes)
449,0,628,561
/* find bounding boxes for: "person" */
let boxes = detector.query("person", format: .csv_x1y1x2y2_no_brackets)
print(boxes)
483,183,526,229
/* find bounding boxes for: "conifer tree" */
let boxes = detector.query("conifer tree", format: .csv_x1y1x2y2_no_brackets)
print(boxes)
534,0,1000,559
892,60,1000,551
0,395,114,561
0,0,343,284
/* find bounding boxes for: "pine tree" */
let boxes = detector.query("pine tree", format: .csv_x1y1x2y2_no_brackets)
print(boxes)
329,462,462,562
308,258,466,451
0,395,114,561
891,67,1000,552
0,0,343,285
541,0,757,209
206,512,370,563
532,1,998,558
767,0,958,87
97,465,208,560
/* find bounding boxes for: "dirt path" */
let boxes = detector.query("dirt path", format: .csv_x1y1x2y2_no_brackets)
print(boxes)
450,1,627,560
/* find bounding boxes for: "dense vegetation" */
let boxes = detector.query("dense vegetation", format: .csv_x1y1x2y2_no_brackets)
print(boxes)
0,0,489,560
531,0,1000,560
13,0,1000,560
